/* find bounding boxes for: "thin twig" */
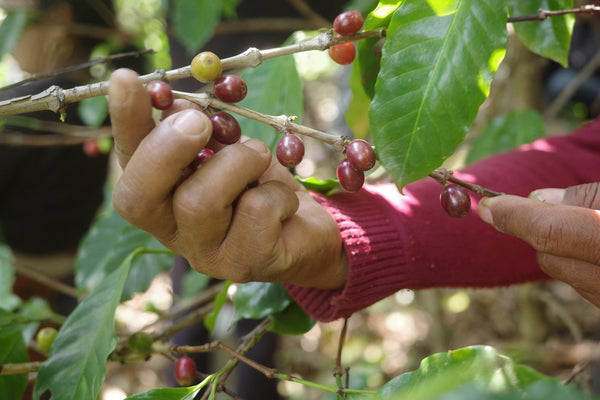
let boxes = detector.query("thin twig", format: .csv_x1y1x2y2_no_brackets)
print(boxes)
286,0,332,28
0,29,384,118
0,49,155,93
174,91,349,151
544,50,600,119
507,5,600,23
429,168,504,197
12,263,80,299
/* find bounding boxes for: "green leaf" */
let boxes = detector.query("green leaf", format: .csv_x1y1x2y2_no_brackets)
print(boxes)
466,110,546,164
204,281,232,334
376,345,557,400
269,302,315,335
0,244,20,311
507,0,574,67
353,0,402,99
0,9,27,59
124,381,206,400
238,44,304,150
0,323,28,400
33,250,136,400
346,66,372,138
369,0,507,188
77,95,108,128
232,282,291,325
75,206,174,301
172,0,222,55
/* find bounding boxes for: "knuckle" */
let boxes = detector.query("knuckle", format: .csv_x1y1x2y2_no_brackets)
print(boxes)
570,183,600,209
112,181,149,224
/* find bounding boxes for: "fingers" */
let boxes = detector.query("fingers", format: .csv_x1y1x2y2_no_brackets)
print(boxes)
478,195,600,265
537,253,600,308
171,139,273,253
531,182,600,209
108,69,155,168
113,109,212,241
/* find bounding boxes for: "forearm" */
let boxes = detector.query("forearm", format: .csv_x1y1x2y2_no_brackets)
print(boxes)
286,118,600,322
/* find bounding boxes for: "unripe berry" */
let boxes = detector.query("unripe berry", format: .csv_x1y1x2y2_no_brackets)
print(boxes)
174,356,197,386
328,42,356,65
440,185,471,218
333,10,364,36
146,80,174,110
214,75,247,103
190,51,222,83
36,327,58,353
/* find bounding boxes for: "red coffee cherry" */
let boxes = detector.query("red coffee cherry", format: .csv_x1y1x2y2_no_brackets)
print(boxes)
333,10,364,36
174,356,197,386
440,184,471,218
146,80,174,110
346,139,376,171
337,159,365,192
276,134,305,168
214,75,248,103
328,42,356,65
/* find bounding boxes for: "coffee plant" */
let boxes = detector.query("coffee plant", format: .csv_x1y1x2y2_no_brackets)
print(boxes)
0,0,598,399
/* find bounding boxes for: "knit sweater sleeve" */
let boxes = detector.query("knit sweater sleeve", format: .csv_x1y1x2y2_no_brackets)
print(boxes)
285,118,600,322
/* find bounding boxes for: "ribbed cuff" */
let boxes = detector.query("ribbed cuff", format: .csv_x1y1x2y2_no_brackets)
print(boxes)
285,186,409,322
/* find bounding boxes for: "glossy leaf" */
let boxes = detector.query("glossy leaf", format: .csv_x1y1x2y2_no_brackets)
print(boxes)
376,346,557,400
507,0,574,67
296,176,340,194
269,302,315,335
353,0,402,99
232,282,291,324
204,281,232,334
0,9,27,59
172,0,222,55
33,251,135,400
466,110,546,164
238,40,304,150
78,95,108,128
124,382,206,400
0,323,27,400
369,0,507,188
75,206,174,301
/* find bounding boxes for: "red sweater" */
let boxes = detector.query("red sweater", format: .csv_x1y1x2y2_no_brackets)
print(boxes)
285,118,600,322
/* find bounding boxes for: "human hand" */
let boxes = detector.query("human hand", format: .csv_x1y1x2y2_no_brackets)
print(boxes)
108,68,347,289
477,183,600,307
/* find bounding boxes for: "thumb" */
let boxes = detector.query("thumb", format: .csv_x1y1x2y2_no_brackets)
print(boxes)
530,183,600,209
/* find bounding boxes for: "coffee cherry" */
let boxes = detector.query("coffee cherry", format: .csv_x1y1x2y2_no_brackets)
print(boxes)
82,138,99,157
36,327,58,353
337,159,364,192
210,111,241,144
276,134,305,168
333,10,364,36
174,356,197,386
97,136,113,154
328,42,356,65
440,184,471,218
346,139,376,171
146,80,174,110
190,51,222,83
190,147,215,169
214,75,247,103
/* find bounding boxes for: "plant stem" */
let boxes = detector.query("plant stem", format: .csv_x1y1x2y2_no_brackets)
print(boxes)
507,5,600,23
174,91,349,151
0,361,42,375
429,168,504,197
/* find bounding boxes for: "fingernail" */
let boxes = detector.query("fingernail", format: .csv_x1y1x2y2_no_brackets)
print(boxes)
529,188,565,204
477,197,494,225
172,110,209,136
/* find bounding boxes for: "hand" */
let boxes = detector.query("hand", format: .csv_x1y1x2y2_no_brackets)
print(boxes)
477,183,600,307
108,68,347,289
